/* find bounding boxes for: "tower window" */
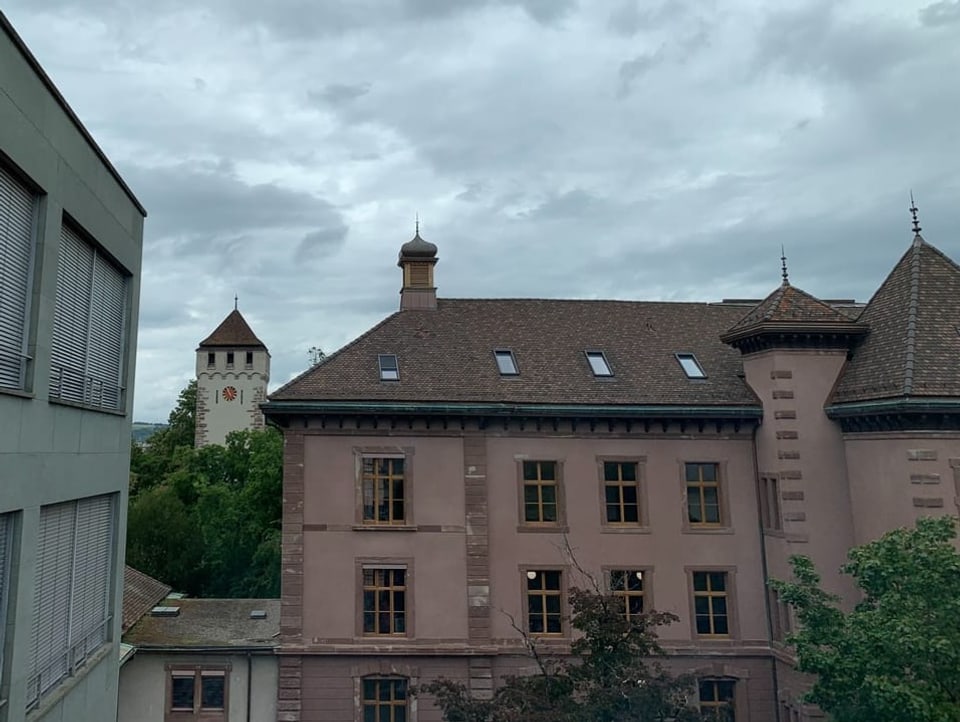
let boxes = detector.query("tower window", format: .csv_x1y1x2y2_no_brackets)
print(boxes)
379,354,399,381
226,351,234,368
245,351,253,367
585,351,613,377
494,349,519,376
207,352,215,367
676,353,706,378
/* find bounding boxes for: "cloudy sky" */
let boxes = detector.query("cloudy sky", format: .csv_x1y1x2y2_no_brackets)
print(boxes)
5,0,960,421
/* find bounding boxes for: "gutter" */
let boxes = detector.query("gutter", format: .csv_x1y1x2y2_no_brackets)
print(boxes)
131,645,276,654
826,397,960,418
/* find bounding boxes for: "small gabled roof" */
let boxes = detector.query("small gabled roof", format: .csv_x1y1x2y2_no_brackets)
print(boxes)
198,309,266,349
831,235,960,404
121,566,172,633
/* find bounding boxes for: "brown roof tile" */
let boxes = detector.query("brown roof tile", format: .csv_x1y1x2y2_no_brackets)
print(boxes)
122,566,172,632
268,299,759,408
832,236,960,404
198,309,266,348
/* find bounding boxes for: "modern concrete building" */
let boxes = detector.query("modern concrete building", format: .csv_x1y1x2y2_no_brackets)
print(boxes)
195,308,270,447
0,11,145,722
119,598,279,722
263,221,960,722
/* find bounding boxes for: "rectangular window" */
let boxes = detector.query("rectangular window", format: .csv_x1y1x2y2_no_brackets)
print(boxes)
526,569,563,635
494,349,519,376
759,476,782,532
686,462,723,526
50,223,128,411
603,461,640,524
699,679,736,721
27,495,115,709
361,457,405,524
677,352,707,378
379,354,399,381
207,352,215,367
585,350,613,376
362,568,406,635
225,351,234,367
0,164,37,392
245,351,253,367
609,569,644,621
362,677,408,722
168,668,228,718
693,571,730,637
522,461,559,524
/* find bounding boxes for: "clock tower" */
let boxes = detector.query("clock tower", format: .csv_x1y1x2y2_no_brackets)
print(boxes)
194,307,270,447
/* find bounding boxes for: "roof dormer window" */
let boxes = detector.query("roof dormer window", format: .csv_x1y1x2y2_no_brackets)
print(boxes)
585,351,613,377
378,354,399,381
494,349,519,376
676,353,706,379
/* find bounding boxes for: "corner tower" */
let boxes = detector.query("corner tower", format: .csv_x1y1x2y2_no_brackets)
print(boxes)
195,307,270,447
398,226,438,310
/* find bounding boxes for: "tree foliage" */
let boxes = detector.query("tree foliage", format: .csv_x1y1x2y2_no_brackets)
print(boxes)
126,381,282,598
772,516,960,722
418,584,711,722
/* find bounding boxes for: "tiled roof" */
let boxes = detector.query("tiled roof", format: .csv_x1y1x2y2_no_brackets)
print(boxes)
121,566,171,633
832,236,960,404
198,309,266,349
123,598,280,648
268,299,759,408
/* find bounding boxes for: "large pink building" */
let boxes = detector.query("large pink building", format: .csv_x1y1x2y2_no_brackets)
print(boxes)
263,219,960,722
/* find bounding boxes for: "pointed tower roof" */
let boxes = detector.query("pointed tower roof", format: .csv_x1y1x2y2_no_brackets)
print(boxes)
198,309,266,348
720,281,868,352
830,235,960,404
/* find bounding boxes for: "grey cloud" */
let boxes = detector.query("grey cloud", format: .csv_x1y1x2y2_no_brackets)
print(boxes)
617,48,665,97
524,189,601,221
920,1,960,26
307,83,372,105
296,226,349,263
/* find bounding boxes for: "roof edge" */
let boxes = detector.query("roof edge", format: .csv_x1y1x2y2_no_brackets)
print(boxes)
826,397,960,417
0,11,147,217
720,320,868,345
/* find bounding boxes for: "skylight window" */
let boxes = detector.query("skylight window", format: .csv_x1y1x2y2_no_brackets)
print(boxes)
676,353,706,379
494,350,519,376
378,354,399,381
585,351,613,377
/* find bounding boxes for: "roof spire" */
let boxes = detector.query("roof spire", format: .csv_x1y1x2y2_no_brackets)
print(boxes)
234,293,238,311
415,212,420,237
780,245,789,286
909,190,922,236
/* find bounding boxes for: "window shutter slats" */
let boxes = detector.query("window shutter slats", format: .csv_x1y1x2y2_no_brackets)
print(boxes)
71,496,113,663
0,165,35,390
87,257,126,409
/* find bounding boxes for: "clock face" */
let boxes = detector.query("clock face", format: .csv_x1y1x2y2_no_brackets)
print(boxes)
222,386,237,402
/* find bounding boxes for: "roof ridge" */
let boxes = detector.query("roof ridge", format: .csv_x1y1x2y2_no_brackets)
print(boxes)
902,241,922,395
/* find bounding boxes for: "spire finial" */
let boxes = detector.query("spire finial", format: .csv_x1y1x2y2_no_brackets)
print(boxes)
234,294,238,311
909,191,922,235
780,245,789,286
415,212,420,236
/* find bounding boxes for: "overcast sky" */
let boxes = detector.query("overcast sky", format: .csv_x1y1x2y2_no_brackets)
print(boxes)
5,0,960,422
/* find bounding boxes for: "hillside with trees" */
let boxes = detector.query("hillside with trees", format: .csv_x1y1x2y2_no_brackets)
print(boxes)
127,380,282,597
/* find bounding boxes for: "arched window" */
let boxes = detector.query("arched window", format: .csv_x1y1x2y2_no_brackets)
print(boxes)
361,676,408,722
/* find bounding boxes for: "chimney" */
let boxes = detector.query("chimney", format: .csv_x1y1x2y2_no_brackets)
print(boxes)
397,230,438,310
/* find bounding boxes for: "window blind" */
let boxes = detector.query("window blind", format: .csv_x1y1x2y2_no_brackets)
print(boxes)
0,164,36,390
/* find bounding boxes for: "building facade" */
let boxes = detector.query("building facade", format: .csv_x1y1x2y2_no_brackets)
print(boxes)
0,11,146,722
264,225,959,722
195,308,270,447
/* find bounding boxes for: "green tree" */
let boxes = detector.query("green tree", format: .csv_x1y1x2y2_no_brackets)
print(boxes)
418,583,709,722
130,380,197,494
772,516,960,722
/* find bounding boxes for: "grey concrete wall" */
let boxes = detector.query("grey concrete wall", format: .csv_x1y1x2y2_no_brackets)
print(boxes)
0,13,144,722
118,652,278,722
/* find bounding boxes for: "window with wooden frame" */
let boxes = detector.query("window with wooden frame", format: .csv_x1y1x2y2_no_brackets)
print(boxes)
698,679,736,721
525,569,563,635
361,457,406,525
167,667,227,720
602,461,641,525
686,462,723,526
361,676,408,722
692,571,730,637
362,567,407,636
521,461,560,525
759,475,782,532
609,569,645,621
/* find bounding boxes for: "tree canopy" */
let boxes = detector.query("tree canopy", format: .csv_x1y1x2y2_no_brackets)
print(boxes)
772,516,960,722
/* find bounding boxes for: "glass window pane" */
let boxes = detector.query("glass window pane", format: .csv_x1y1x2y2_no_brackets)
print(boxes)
609,570,625,590
678,354,706,378
542,503,557,522
522,461,537,480
529,615,544,633
693,573,708,591
702,464,717,482
394,569,405,586
392,500,405,522
524,485,540,503
525,503,540,522
201,676,225,709
395,707,406,722
696,615,712,634
586,352,612,376
546,615,562,633
606,504,622,523
710,572,726,591
540,486,556,504
394,591,405,611
171,676,194,710
605,485,621,504
603,461,619,481
544,571,561,590
621,485,638,504
714,615,729,635
395,613,405,633
495,351,518,374
695,596,710,615
623,504,639,523
705,504,721,524
540,462,556,481
688,497,702,523
685,463,700,482
379,708,391,722
713,596,728,616
364,707,376,722
620,463,637,482
363,679,377,700
545,595,561,614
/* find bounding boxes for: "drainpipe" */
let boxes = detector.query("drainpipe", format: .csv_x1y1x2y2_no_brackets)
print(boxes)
246,651,253,722
752,422,781,722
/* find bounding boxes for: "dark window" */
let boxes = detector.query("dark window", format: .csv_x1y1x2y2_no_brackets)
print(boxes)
522,461,558,523
676,353,707,378
379,354,399,381
699,679,736,720
494,349,519,375
609,569,644,621
362,568,406,635
362,677,408,722
686,463,722,526
168,669,227,715
585,350,613,376
759,476,782,532
201,673,225,710
526,570,563,635
361,458,405,524
603,461,640,523
693,571,729,636
245,351,253,367
207,352,215,367
226,351,234,367
170,674,194,710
